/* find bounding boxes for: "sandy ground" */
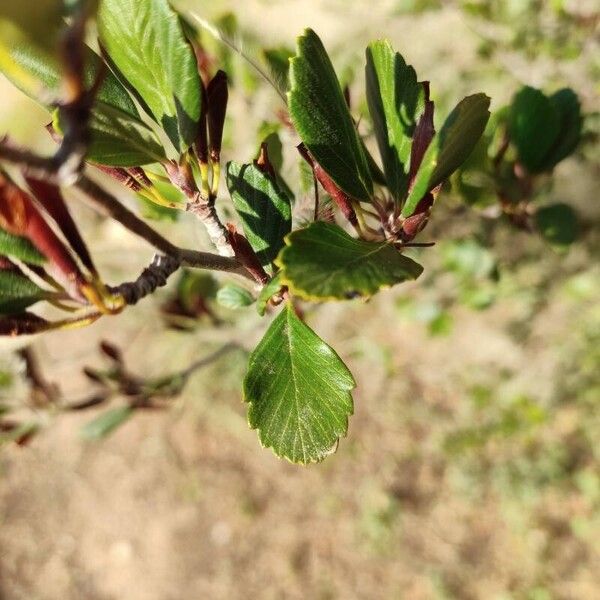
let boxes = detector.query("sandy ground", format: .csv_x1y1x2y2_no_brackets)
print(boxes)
1,1,599,599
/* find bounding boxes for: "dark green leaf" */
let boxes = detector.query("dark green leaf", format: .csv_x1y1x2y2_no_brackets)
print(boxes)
0,230,46,265
509,86,560,173
0,270,49,314
542,88,582,169
81,405,133,440
288,29,372,201
227,161,292,266
98,0,202,151
535,203,578,247
256,273,283,316
403,93,490,216
365,40,423,201
217,284,254,309
276,221,423,300
244,303,355,464
54,105,167,167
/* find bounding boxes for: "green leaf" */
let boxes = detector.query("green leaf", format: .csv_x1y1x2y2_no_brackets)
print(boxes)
262,46,294,87
137,196,179,222
227,161,292,266
0,1,64,88
276,221,423,300
244,303,355,464
256,272,282,316
288,29,372,201
509,86,560,173
0,230,46,265
535,203,578,247
403,93,490,217
98,0,202,152
0,31,163,166
177,270,217,311
0,37,138,116
217,284,254,309
365,40,423,201
81,405,133,440
542,88,582,169
54,104,166,167
0,270,49,314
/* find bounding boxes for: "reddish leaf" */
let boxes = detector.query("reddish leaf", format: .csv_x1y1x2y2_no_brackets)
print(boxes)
206,70,228,163
298,144,358,226
0,312,49,336
0,311,101,336
409,82,435,187
25,176,97,275
0,173,84,290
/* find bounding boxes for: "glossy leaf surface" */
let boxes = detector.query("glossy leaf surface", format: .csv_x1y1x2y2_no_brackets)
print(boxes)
227,161,292,266
288,29,372,201
98,0,201,151
244,303,355,464
276,222,423,300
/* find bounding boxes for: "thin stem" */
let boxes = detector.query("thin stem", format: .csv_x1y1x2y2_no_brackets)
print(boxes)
0,140,252,279
76,175,180,256
181,343,241,381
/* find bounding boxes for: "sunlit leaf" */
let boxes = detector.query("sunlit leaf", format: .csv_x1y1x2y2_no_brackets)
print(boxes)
276,221,423,300
98,0,202,151
365,40,423,201
0,34,138,116
244,303,355,464
0,230,46,265
403,93,490,216
288,28,372,201
0,0,64,99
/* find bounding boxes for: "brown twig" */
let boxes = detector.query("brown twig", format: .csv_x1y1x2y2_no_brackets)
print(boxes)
0,139,252,279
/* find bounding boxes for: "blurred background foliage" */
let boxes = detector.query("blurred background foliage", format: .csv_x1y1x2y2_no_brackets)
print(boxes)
0,0,598,598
